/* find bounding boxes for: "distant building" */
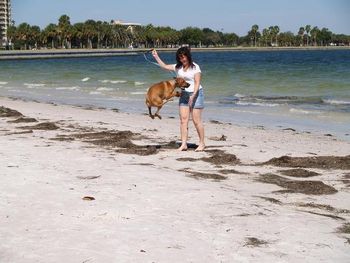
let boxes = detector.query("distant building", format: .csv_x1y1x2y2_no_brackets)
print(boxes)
111,19,141,27
0,0,11,47
111,19,141,34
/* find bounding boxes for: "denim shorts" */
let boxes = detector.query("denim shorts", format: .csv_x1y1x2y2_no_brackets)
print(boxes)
179,89,204,109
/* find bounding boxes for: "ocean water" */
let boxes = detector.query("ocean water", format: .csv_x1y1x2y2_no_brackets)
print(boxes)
0,50,349,139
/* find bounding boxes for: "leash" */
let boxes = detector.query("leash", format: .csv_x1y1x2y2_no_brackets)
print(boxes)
143,51,160,67
143,50,177,78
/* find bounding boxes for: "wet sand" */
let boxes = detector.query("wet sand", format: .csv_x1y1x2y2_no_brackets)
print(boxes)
1,96,350,262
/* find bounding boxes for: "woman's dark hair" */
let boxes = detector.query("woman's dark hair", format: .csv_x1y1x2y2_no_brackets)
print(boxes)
175,46,195,69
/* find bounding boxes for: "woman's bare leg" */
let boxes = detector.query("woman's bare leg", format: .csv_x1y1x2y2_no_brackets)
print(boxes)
178,106,190,151
192,108,205,151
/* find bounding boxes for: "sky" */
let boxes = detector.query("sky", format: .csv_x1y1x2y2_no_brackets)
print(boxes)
11,0,350,36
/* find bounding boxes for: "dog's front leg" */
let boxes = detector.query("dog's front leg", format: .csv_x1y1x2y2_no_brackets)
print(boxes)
162,98,174,106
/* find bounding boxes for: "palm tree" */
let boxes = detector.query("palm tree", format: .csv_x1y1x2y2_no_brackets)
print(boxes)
251,24,259,47
6,25,17,49
29,25,41,49
273,25,280,46
221,32,238,46
310,26,319,46
144,24,157,48
58,15,72,48
82,20,97,48
268,26,274,46
262,28,269,46
305,25,311,46
95,21,103,48
278,31,294,46
298,27,305,46
101,22,113,48
16,23,31,49
43,23,58,48
113,24,129,48
72,23,84,48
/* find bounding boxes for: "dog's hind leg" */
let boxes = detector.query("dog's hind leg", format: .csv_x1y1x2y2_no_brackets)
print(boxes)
154,106,162,119
146,100,155,119
147,106,155,119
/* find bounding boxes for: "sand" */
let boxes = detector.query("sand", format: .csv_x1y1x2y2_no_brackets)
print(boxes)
0,96,350,262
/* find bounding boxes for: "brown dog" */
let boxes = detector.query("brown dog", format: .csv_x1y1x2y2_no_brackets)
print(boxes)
146,77,190,119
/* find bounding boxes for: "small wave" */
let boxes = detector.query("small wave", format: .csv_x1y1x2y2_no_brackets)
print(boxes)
233,93,246,98
111,80,127,84
81,77,90,82
236,101,279,107
99,80,127,84
130,91,145,95
96,87,114,91
230,108,263,114
56,86,80,90
24,83,45,88
226,94,326,107
289,108,320,115
7,89,22,92
323,99,350,105
89,91,101,95
134,81,145,86
0,81,8,85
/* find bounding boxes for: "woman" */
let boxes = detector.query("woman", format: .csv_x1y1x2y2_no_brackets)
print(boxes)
152,47,205,151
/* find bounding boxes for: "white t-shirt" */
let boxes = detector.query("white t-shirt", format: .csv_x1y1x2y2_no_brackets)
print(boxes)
172,62,203,92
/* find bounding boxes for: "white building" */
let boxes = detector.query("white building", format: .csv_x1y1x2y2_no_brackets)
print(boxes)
111,19,141,27
0,0,11,47
111,19,141,34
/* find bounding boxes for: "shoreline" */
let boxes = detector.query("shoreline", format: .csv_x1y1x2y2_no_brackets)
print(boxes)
2,93,349,143
1,96,350,261
0,46,349,60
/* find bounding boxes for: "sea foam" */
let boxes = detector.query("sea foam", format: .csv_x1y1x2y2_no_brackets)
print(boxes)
323,99,350,105
236,101,279,107
289,108,320,115
96,87,114,91
89,91,101,95
99,80,127,84
24,83,45,88
56,86,80,90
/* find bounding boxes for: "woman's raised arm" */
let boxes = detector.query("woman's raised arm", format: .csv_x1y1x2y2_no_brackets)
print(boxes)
152,49,175,71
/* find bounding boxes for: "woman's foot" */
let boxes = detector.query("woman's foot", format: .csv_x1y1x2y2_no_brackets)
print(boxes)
177,144,188,151
195,144,205,152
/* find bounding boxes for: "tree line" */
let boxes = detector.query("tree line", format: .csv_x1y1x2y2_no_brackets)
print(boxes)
5,15,350,50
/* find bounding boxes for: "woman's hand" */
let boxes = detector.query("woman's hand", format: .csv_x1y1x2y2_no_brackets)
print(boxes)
189,95,195,108
152,49,158,58
151,49,175,71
